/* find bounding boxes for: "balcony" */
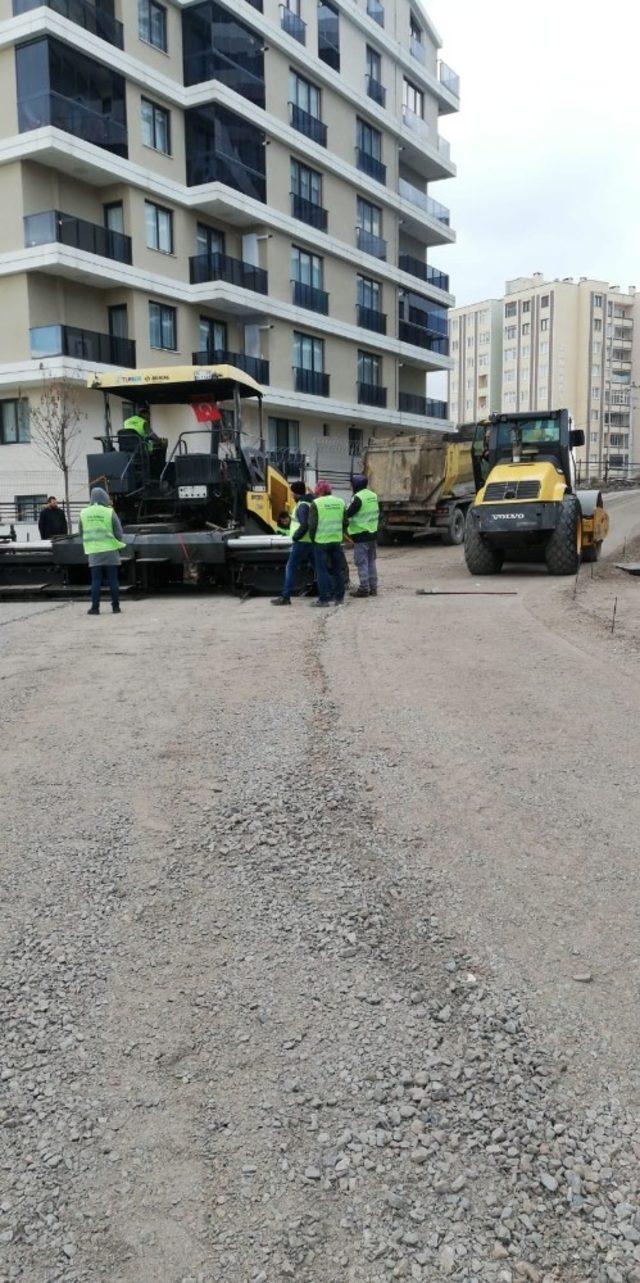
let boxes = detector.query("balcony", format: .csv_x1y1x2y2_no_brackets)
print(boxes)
289,102,327,147
402,105,429,141
280,4,306,42
366,75,386,108
291,193,328,231
30,324,135,367
318,24,340,71
410,37,425,64
399,392,448,418
18,89,127,158
367,0,384,24
13,0,124,49
398,179,450,225
399,320,448,354
356,226,386,260
358,382,387,407
186,151,266,203
189,250,268,293
24,210,132,265
398,254,449,292
192,349,269,382
356,304,386,334
438,60,460,98
183,49,265,107
356,148,386,185
294,368,329,396
292,280,329,314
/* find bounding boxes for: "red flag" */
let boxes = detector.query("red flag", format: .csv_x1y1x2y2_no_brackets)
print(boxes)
192,401,222,423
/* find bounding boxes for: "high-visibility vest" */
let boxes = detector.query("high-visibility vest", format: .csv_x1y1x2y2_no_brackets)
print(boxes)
289,499,311,543
347,487,379,536
276,525,291,536
313,495,345,544
80,504,126,556
123,415,153,452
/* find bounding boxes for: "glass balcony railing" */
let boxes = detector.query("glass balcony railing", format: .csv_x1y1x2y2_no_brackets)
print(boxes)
13,0,123,49
292,280,329,314
280,4,306,42
356,148,386,185
192,349,269,382
366,0,384,24
18,90,127,158
189,250,268,293
358,382,387,407
294,368,329,396
356,226,386,260
398,254,449,292
398,178,450,225
410,37,425,64
401,105,429,140
438,60,460,98
183,49,265,107
366,75,386,108
291,193,328,231
399,392,448,418
187,153,266,203
318,16,340,70
399,319,449,354
24,210,132,265
356,304,386,334
289,103,327,146
30,324,135,366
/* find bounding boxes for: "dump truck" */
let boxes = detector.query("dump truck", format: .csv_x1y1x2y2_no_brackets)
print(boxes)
464,409,609,575
364,430,475,545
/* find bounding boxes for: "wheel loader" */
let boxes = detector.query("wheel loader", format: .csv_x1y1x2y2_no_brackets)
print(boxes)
464,410,609,576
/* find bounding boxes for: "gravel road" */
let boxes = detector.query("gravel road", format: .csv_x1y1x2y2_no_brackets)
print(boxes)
1,494,640,1283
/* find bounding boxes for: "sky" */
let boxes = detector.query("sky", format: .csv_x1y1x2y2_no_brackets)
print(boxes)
425,0,640,306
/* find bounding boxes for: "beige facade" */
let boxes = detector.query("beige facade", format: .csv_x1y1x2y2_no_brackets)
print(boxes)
450,275,639,477
449,298,502,424
0,0,458,514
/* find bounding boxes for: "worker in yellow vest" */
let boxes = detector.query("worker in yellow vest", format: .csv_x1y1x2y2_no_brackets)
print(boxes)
123,412,154,453
79,487,126,616
307,480,346,607
271,481,315,605
345,473,380,597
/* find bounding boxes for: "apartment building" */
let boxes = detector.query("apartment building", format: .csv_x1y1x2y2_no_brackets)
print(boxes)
450,275,639,477
448,298,502,424
0,0,458,517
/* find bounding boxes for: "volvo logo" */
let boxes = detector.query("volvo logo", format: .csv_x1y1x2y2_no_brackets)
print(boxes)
492,513,525,520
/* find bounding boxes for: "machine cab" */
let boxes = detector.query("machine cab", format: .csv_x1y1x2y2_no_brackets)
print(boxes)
471,410,585,493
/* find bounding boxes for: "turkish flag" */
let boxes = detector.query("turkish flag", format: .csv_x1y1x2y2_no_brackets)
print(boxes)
192,401,222,423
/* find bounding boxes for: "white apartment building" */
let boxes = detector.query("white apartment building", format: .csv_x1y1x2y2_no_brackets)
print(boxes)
0,0,458,521
448,298,502,424
450,274,639,478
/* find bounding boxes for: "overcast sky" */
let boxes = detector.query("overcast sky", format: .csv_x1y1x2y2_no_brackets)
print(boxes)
425,0,640,306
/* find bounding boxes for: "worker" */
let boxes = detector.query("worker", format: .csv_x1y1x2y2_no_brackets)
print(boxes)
38,495,68,540
79,486,126,616
308,480,346,607
275,511,292,536
345,472,379,597
271,481,315,605
123,409,161,454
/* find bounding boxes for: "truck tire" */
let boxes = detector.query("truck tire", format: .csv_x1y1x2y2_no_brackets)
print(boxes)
545,497,582,575
464,514,504,575
441,506,466,546
582,539,601,564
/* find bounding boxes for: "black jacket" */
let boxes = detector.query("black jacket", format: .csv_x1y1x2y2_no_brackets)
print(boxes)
38,506,68,539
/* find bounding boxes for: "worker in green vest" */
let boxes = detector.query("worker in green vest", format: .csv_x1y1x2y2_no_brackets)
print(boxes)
79,487,126,616
275,511,292,536
307,480,346,606
271,481,315,605
345,473,380,597
123,411,154,452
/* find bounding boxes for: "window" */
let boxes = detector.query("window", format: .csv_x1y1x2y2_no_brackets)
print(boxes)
358,350,381,386
451,340,458,352
356,196,381,237
15,493,46,521
591,386,600,399
268,417,300,450
294,331,324,370
289,70,321,119
141,97,170,153
466,357,474,368
0,398,30,444
540,294,549,308
149,301,177,350
504,347,516,362
139,0,167,51
466,336,474,348
594,294,603,308
540,340,549,354
16,37,128,160
505,325,516,340
292,246,323,288
403,79,423,117
522,323,530,335
504,301,517,317
591,409,600,422
522,300,530,313
199,316,227,354
479,330,491,344
540,318,549,332
197,223,224,256
521,344,530,358
366,46,381,82
477,353,489,368
357,274,381,310
504,391,516,407
504,369,515,383
186,105,266,200
318,0,340,69
291,158,322,205
145,201,173,253
594,318,602,332
538,363,548,377
349,425,364,454
409,12,422,41
104,202,124,235
357,117,382,160
108,305,128,339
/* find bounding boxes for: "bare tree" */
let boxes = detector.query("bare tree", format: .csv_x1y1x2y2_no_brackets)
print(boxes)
30,370,86,532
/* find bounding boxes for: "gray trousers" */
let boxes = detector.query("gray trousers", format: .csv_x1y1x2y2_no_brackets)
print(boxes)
353,541,378,590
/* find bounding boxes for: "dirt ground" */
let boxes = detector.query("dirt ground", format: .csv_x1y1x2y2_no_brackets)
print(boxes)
1,492,640,1283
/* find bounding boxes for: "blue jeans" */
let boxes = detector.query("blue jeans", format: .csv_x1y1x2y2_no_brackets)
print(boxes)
91,564,120,611
283,540,314,599
314,543,345,603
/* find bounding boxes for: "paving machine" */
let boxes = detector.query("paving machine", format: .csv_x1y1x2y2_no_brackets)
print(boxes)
49,363,303,596
464,410,609,575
